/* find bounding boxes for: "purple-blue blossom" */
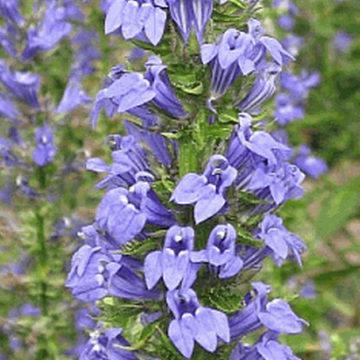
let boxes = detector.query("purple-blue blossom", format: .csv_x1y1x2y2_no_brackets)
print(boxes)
144,225,198,290
167,288,230,358
171,154,237,224
190,223,243,278
0,61,40,108
56,79,92,113
167,0,228,43
254,213,307,266
201,28,256,99
237,63,281,113
80,326,138,360
229,282,307,339
104,0,167,45
230,331,301,360
32,123,57,167
21,0,72,60
294,145,328,179
95,180,174,245
0,0,24,27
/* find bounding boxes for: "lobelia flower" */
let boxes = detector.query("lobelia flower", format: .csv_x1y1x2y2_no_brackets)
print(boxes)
245,160,305,208
124,120,173,167
144,225,199,290
167,0,228,43
229,282,307,339
71,29,101,77
95,180,174,245
144,56,187,118
0,93,19,122
171,154,237,224
66,243,159,302
0,61,40,108
0,24,18,58
91,71,156,128
56,78,92,114
281,71,320,101
87,134,150,189
0,0,24,27
21,0,72,60
167,288,230,358
254,213,307,266
104,0,168,46
237,63,281,113
274,93,304,125
230,331,301,360
201,28,256,100
190,223,243,278
225,113,290,189
332,31,353,53
294,145,328,179
80,326,138,360
247,18,294,67
32,123,57,167
281,34,304,58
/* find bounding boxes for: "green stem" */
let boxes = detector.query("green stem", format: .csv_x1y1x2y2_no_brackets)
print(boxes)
36,167,48,316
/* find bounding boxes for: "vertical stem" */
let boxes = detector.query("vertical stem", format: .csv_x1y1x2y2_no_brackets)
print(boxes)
36,166,48,316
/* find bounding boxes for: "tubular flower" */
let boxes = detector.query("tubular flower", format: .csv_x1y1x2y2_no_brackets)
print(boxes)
171,154,237,224
104,0,168,45
191,223,243,278
144,225,198,290
167,288,230,358
254,214,307,267
237,63,281,113
32,123,57,167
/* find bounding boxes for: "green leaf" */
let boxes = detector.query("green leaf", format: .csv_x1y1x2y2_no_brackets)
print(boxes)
316,175,360,240
174,81,204,95
121,238,160,257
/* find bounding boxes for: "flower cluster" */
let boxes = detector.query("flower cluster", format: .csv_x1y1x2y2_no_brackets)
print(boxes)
66,2,312,356
272,0,328,180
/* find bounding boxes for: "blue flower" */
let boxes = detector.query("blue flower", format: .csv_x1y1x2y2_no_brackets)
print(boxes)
0,0,24,27
226,113,290,170
0,61,40,108
295,145,328,179
246,161,305,206
95,181,174,245
144,56,187,118
21,1,72,60
171,154,237,224
247,18,295,67
144,225,199,290
191,224,243,278
230,331,301,360
66,243,159,302
254,214,307,266
124,120,173,167
168,0,227,43
274,93,304,125
281,71,320,101
105,0,167,46
66,244,113,302
237,63,281,113
201,28,256,99
56,78,92,114
32,123,57,167
229,282,307,339
91,71,156,128
0,24,18,58
87,134,150,189
167,288,230,358
80,326,138,360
